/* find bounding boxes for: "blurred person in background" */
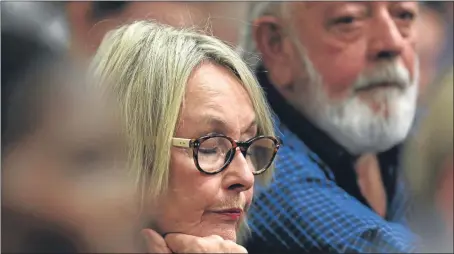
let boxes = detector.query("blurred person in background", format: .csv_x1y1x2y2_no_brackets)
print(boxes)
415,3,445,102
403,69,453,253
240,2,421,253
90,21,280,253
66,1,248,57
433,1,453,77
1,1,69,96
1,26,141,252
1,1,70,53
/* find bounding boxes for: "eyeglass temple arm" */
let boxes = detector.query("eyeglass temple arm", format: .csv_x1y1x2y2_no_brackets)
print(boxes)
172,138,192,148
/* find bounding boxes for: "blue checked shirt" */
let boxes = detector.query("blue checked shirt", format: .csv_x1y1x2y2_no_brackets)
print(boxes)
245,68,418,253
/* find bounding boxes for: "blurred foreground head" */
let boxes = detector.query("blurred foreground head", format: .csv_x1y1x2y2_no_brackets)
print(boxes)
90,21,278,244
403,69,453,252
1,39,140,252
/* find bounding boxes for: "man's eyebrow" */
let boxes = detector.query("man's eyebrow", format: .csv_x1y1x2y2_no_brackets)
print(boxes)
390,1,419,11
325,2,368,13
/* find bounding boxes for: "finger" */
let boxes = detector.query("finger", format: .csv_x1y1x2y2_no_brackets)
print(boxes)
165,233,201,253
220,240,248,253
233,244,248,253
141,229,172,253
203,235,224,241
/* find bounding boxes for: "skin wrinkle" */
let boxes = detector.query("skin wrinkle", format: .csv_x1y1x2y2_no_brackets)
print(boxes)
187,64,256,139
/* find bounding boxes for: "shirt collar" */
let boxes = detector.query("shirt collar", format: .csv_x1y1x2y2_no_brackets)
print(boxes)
256,65,403,211
256,65,358,168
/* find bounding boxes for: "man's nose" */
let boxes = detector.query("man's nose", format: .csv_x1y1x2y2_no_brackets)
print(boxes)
367,11,405,62
222,148,254,192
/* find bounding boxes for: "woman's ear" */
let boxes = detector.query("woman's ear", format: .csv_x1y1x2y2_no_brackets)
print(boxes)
253,16,295,88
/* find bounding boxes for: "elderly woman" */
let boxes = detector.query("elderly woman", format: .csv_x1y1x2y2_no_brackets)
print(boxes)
90,21,280,253
403,69,453,253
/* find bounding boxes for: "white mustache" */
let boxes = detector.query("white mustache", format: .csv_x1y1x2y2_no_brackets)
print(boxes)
353,61,412,91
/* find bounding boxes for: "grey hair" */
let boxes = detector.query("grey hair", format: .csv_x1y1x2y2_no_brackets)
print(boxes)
237,2,288,70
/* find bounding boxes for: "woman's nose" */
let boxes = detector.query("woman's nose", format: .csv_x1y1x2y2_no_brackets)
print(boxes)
222,148,254,192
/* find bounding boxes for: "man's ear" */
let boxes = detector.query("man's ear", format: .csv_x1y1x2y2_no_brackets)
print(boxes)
253,16,295,88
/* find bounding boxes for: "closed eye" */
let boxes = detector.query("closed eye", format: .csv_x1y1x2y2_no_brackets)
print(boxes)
333,15,356,25
198,147,218,155
397,10,415,21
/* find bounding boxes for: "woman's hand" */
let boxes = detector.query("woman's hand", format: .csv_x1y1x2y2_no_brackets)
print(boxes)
141,229,248,253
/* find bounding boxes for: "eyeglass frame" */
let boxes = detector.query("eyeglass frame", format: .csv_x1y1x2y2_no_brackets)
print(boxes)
172,134,281,175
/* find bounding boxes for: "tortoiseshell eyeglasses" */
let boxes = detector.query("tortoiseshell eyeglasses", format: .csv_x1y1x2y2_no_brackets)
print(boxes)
172,134,281,175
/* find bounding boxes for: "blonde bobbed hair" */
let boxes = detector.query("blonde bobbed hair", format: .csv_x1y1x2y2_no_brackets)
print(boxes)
90,21,275,209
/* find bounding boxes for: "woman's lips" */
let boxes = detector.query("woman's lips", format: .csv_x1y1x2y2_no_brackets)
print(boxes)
211,208,243,221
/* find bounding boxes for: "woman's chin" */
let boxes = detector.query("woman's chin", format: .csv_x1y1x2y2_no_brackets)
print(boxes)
162,221,239,242
218,229,237,242
194,226,237,242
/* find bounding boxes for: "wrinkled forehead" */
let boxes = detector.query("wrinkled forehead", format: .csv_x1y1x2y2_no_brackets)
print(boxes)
184,63,248,102
287,1,420,15
178,63,256,136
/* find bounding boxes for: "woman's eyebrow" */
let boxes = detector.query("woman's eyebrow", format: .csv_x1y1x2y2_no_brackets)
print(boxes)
198,115,231,135
201,115,229,129
242,118,257,134
198,115,257,135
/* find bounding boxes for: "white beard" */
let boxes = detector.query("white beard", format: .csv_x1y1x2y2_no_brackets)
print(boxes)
290,44,419,155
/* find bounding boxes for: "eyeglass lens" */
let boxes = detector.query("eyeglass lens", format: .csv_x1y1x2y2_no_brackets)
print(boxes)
197,136,276,173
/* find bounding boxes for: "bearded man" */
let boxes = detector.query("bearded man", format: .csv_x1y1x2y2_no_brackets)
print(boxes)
240,2,420,252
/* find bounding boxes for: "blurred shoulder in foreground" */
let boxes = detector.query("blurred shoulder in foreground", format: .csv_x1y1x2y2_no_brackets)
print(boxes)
403,68,453,253
2,26,139,253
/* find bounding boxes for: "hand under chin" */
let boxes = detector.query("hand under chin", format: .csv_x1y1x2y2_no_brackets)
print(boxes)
161,223,238,242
